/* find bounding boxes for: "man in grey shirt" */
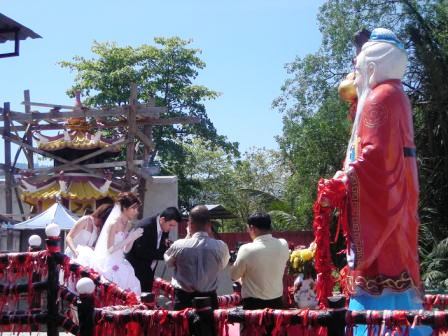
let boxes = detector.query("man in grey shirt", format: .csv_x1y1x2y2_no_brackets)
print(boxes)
164,205,230,310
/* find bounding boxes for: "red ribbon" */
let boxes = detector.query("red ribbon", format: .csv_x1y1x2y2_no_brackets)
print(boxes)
215,309,230,336
313,178,348,308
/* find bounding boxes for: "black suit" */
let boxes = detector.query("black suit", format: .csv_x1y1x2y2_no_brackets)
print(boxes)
126,216,169,292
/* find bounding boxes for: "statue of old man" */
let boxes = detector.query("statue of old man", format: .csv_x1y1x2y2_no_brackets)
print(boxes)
328,28,431,336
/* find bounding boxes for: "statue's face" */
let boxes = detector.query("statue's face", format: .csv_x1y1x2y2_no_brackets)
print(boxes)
353,51,374,99
353,54,365,90
354,42,407,91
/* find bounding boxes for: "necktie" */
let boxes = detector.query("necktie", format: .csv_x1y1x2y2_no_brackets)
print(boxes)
152,232,169,271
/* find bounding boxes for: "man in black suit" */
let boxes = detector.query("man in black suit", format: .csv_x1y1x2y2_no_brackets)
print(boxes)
126,207,182,292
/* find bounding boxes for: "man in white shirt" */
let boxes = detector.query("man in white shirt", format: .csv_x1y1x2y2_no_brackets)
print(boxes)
230,212,289,310
164,205,230,310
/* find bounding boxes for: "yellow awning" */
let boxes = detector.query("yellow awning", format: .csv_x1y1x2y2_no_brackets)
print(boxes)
21,182,60,204
21,180,118,206
61,181,119,201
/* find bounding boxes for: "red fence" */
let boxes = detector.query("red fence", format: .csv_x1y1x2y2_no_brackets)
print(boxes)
3,230,448,336
178,219,314,250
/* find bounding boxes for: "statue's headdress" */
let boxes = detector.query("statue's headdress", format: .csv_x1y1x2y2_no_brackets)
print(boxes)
368,28,404,50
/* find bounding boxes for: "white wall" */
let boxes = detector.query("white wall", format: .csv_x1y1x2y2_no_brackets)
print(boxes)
142,176,178,241
0,180,31,220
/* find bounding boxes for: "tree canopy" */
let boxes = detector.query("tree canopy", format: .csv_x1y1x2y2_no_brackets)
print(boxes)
60,37,239,207
182,139,296,231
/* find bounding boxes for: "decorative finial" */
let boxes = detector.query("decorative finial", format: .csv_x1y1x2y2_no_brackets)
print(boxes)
76,277,96,295
45,223,61,238
28,235,42,248
66,91,90,132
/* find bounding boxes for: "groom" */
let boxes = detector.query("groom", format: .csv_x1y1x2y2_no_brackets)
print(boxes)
126,207,182,292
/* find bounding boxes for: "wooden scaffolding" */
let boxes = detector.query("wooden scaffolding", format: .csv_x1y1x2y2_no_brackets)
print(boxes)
0,84,199,219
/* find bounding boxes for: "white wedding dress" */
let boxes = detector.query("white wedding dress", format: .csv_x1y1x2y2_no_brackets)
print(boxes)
62,217,97,290
98,231,141,295
92,203,141,296
65,216,98,266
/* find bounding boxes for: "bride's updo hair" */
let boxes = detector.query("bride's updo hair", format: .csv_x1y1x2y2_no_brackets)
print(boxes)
91,203,114,226
117,192,141,210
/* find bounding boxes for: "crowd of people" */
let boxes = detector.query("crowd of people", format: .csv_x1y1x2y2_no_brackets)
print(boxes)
65,193,299,311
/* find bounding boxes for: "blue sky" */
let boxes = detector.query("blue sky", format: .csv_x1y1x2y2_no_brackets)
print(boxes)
1,0,324,163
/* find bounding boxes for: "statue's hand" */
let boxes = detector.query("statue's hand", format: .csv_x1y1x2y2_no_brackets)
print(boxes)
333,170,348,183
318,178,347,208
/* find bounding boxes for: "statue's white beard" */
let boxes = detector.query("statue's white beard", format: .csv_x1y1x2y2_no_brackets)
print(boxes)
355,82,371,120
343,76,371,171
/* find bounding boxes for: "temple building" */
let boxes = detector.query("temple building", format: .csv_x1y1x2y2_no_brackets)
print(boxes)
18,98,121,214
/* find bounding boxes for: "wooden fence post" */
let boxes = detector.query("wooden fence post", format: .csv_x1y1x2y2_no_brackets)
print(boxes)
327,295,347,336
76,278,95,336
45,224,61,336
29,235,42,331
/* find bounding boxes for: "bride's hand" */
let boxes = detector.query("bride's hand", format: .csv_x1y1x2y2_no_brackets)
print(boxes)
128,228,144,241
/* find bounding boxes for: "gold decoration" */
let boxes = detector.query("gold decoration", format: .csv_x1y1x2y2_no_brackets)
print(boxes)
66,117,91,132
346,271,414,295
338,72,357,102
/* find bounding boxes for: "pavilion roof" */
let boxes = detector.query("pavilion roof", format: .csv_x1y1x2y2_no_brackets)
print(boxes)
21,179,119,205
37,131,122,152
0,13,41,44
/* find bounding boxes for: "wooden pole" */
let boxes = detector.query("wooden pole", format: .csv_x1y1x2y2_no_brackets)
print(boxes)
11,123,32,169
4,134,130,190
2,103,13,217
125,84,138,188
78,292,94,336
4,135,106,178
13,185,26,220
0,116,200,132
26,160,143,170
1,103,165,122
24,90,34,169
45,236,61,336
137,124,155,218
327,295,346,336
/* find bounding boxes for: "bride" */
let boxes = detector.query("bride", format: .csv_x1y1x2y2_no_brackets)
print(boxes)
65,203,113,264
92,192,143,295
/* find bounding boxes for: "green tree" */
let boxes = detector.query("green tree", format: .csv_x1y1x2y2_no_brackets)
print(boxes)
275,0,448,286
221,148,293,230
182,141,296,231
60,37,239,206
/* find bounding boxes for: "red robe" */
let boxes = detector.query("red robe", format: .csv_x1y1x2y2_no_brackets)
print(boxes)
345,79,421,295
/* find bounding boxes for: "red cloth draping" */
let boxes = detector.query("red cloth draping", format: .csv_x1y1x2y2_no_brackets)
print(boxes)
345,80,421,294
